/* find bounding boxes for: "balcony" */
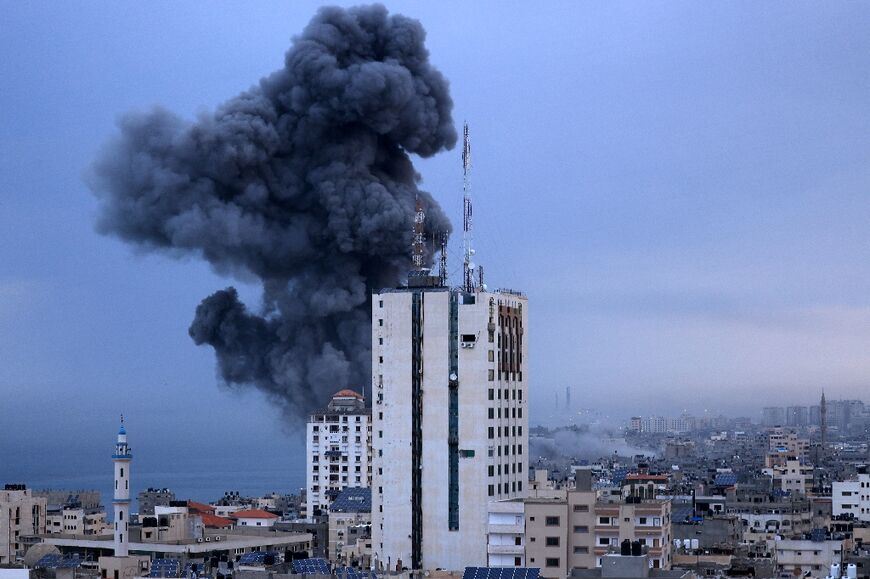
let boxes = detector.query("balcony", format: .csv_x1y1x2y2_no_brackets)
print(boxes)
487,544,524,555
488,523,524,534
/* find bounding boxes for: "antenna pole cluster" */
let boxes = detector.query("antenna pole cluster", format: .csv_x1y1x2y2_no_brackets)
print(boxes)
412,196,426,271
462,122,475,292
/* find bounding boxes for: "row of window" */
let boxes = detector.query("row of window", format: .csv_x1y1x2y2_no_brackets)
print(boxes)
312,424,365,431
487,426,524,438
488,462,524,477
488,407,524,419
488,388,524,401
487,481,524,496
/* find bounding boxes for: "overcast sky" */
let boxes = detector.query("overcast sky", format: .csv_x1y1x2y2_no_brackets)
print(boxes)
3,1,870,471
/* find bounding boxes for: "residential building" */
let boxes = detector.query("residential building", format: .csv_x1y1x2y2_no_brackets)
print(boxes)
306,389,372,518
763,460,813,495
0,484,47,564
328,487,371,565
372,278,529,571
233,509,279,528
487,471,672,579
833,473,870,521
136,488,175,516
769,538,842,577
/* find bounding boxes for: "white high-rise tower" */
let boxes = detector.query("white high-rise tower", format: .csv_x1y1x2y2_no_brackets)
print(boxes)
371,282,528,571
112,416,131,556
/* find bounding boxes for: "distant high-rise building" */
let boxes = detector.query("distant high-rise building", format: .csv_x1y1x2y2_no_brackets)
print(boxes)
372,282,528,571
306,389,372,519
762,406,786,427
786,406,808,427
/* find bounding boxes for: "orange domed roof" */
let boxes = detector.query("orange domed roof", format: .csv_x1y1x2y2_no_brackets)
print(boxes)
334,389,363,399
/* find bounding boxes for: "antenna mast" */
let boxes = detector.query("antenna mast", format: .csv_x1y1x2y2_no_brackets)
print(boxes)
438,232,448,287
462,122,475,292
412,196,427,271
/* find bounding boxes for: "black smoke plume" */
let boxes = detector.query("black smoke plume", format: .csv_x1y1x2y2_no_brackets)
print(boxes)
90,5,456,418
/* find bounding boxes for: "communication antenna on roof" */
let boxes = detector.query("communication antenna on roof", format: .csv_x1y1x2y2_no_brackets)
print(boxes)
462,122,475,292
438,232,448,287
412,195,427,272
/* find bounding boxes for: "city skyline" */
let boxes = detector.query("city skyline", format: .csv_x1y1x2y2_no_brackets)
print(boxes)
3,2,870,468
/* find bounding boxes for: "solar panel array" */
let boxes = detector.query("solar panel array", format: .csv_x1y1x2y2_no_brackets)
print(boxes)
463,567,540,579
334,567,379,579
238,551,280,565
36,554,82,569
292,558,331,575
330,487,372,513
150,559,181,578
713,473,737,487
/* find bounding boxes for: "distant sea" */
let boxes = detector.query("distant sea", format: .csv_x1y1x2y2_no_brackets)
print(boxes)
1,442,307,515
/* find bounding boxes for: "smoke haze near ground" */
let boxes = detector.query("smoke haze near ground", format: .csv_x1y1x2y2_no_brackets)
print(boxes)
89,4,456,419
530,425,651,462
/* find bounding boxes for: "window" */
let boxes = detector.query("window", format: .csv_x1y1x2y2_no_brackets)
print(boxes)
488,427,495,439
489,465,495,477
546,537,560,546
489,389,494,401
378,319,383,326
379,300,383,307
489,408,494,419
598,537,610,546
489,350,494,362
573,505,589,512
545,558,559,568
515,557,522,566
573,525,588,533
598,516,610,525
488,485,494,497
545,516,560,526
574,546,589,554
488,369,495,381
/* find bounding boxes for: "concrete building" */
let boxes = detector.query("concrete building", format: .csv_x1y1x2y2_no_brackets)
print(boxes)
46,503,109,537
769,538,843,577
767,428,809,461
762,407,786,427
372,276,529,571
763,460,813,495
328,487,371,566
0,484,47,564
833,473,870,521
487,472,672,579
306,389,372,518
233,510,279,528
136,488,175,516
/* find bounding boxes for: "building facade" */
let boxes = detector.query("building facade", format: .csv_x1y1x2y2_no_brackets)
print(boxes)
306,389,372,518
833,474,870,521
0,484,46,564
372,282,528,571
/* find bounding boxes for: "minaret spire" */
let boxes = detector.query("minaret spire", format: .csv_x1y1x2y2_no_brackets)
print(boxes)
112,415,132,556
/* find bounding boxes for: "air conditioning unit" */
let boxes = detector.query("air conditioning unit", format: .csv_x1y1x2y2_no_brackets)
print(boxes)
215,536,222,542
196,538,203,543
205,536,211,542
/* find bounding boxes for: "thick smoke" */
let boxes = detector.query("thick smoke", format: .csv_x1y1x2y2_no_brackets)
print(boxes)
90,5,456,418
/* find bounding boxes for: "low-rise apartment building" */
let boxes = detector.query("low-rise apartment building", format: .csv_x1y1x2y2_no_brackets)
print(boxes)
487,471,672,579
0,484,47,564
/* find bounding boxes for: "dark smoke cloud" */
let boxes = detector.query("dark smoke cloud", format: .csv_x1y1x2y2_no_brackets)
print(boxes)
89,5,456,418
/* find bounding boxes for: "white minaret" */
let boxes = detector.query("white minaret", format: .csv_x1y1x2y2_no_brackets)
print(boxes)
112,415,131,556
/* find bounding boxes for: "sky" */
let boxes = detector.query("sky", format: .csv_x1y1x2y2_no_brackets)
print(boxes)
3,1,870,485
